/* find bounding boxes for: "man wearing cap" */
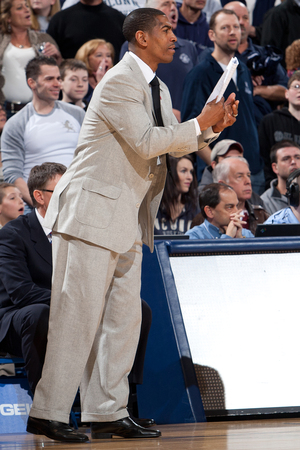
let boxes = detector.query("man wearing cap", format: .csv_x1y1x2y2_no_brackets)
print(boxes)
198,139,244,191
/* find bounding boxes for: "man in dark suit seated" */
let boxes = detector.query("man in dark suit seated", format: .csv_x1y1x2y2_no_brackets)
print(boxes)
0,162,66,395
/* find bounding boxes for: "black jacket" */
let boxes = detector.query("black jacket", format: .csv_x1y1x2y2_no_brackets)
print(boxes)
258,107,300,188
261,0,300,58
0,211,51,344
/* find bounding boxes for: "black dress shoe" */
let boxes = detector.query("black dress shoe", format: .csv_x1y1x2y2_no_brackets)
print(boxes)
27,416,89,442
131,416,156,428
91,416,161,439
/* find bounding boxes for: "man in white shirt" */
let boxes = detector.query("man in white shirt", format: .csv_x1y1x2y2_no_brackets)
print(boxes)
1,56,85,209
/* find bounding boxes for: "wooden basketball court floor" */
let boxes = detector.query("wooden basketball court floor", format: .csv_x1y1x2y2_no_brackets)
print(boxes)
3,418,300,450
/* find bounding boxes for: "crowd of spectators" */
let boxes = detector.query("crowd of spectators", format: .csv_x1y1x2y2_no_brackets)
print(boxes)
0,0,300,238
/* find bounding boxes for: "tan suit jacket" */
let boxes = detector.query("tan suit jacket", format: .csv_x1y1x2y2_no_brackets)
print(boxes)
45,52,214,253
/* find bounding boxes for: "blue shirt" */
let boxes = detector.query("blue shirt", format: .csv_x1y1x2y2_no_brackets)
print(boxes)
264,207,300,224
186,219,254,239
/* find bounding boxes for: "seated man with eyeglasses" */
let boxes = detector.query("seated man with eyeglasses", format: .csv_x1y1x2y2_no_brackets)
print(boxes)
0,162,66,395
259,71,300,190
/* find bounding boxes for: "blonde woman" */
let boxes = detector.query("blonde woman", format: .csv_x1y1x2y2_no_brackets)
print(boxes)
75,38,114,102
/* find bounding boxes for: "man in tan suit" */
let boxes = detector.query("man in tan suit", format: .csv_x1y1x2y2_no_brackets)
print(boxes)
27,8,238,442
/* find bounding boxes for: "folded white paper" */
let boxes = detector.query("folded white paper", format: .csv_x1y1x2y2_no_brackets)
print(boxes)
206,57,239,104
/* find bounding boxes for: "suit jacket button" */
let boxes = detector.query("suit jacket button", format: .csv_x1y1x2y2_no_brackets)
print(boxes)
136,203,140,208
149,173,154,179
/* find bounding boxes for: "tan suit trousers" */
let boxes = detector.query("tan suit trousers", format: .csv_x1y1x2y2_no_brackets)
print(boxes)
30,230,143,423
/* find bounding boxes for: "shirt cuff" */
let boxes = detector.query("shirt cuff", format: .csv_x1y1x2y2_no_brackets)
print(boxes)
192,120,220,139
193,118,201,136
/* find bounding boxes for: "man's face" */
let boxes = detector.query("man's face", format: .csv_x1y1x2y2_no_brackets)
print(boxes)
272,147,300,181
224,2,250,43
144,15,177,66
208,189,238,229
225,159,252,202
38,174,62,211
61,68,89,103
156,0,178,30
209,12,241,55
183,0,206,12
31,65,61,102
285,79,300,108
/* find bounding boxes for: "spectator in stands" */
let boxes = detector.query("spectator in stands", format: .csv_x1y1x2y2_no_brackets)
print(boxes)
0,162,65,395
154,155,199,235
1,56,85,210
75,39,114,104
259,71,300,189
0,182,24,228
261,141,300,215
47,0,125,61
224,1,288,125
199,138,243,191
29,0,60,32
0,0,62,117
285,39,300,78
212,156,269,233
264,168,300,224
62,0,146,16
221,0,282,44
181,9,264,194
119,0,198,121
60,59,89,109
176,0,213,55
186,182,254,238
261,0,300,62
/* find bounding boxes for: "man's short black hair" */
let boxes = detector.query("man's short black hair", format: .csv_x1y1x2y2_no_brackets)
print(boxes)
28,162,66,207
199,183,234,219
270,140,300,164
123,8,165,43
25,56,58,81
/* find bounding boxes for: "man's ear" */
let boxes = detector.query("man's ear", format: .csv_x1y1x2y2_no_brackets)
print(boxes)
33,189,44,206
135,30,148,49
204,205,214,219
211,161,217,169
27,77,36,91
208,29,215,42
272,162,279,175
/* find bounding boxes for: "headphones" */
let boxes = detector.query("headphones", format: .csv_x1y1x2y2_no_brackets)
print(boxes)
286,168,300,207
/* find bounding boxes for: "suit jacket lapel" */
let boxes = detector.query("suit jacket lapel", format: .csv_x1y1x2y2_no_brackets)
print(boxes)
28,211,52,266
123,53,159,126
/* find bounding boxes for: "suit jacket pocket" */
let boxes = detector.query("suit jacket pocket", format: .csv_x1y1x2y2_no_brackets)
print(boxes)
75,178,122,229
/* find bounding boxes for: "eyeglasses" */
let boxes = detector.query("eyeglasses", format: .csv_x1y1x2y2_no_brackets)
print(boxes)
40,189,54,193
290,83,300,90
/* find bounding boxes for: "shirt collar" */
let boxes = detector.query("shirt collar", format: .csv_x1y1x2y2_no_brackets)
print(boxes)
35,208,52,237
204,219,223,238
129,51,156,84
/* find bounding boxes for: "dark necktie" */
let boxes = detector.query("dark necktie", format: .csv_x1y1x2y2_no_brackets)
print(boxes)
150,76,164,127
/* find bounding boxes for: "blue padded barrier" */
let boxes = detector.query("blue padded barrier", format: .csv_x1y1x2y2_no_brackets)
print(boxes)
137,237,300,423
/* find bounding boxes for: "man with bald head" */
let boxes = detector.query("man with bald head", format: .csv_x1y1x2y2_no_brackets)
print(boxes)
224,1,288,123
